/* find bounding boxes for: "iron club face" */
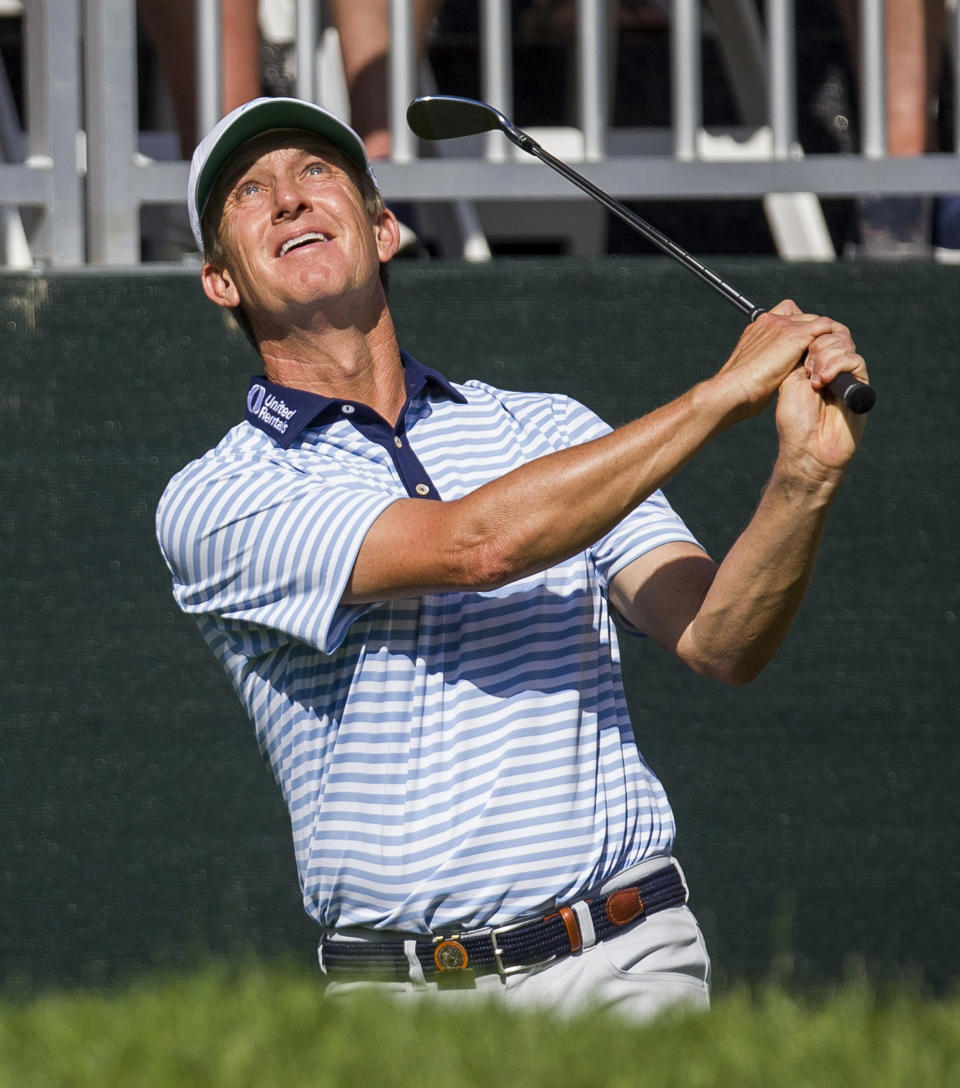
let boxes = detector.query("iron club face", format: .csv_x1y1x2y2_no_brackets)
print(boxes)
406,95,512,142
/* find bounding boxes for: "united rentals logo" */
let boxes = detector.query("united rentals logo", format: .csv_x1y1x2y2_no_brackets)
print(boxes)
247,384,266,415
247,383,296,436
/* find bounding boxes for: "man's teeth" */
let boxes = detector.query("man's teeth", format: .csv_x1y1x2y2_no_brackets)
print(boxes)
280,232,329,256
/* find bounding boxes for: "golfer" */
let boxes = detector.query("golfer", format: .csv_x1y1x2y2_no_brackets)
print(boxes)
156,97,868,1022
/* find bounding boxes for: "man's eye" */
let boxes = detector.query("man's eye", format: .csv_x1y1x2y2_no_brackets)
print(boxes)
238,181,261,198
306,163,326,176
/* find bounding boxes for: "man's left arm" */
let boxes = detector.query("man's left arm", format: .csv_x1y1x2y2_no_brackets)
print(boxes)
609,320,869,686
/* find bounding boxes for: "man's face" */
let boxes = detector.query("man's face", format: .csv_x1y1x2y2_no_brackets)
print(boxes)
201,131,396,331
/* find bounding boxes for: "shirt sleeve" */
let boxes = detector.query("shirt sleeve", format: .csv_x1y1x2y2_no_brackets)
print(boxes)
156,452,400,655
553,394,704,590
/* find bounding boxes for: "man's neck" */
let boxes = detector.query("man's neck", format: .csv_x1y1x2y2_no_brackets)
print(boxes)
258,308,407,426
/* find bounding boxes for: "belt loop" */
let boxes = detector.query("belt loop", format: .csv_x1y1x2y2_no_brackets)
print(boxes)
571,900,596,949
670,856,690,900
404,939,428,989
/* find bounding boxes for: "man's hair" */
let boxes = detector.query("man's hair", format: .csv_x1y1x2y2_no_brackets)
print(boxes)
201,141,391,349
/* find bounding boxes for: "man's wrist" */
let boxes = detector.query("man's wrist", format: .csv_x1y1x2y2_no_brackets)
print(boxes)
696,368,773,431
767,452,845,506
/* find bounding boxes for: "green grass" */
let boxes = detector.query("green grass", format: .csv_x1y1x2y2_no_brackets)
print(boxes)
1,962,958,1087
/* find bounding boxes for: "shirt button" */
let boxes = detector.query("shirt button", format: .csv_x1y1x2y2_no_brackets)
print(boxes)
394,436,403,448
341,404,355,414
415,483,430,496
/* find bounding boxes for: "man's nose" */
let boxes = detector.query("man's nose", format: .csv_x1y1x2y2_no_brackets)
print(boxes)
272,177,310,218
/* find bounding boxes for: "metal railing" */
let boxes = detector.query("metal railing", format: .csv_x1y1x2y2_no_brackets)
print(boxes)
1,0,959,267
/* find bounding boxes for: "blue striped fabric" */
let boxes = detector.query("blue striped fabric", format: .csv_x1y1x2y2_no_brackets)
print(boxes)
156,359,702,934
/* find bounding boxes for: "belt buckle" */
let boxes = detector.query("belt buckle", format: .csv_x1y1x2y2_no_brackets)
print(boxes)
488,917,558,979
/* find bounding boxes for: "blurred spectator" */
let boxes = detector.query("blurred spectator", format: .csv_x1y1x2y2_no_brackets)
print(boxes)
330,0,443,162
138,0,262,259
838,0,959,258
138,0,262,157
329,0,443,252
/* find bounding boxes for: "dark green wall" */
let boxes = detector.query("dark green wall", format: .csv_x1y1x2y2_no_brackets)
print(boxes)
1,258,956,994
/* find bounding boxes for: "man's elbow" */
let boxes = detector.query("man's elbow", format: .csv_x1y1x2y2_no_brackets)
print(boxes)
464,538,528,592
681,638,773,687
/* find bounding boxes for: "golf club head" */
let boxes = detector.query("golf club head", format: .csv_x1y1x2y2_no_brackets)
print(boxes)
406,95,510,141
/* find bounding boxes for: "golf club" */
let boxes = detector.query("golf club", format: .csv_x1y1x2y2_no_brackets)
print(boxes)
406,94,876,414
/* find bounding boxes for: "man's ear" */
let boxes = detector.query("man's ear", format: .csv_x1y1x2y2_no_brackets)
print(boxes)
201,260,241,310
375,207,401,263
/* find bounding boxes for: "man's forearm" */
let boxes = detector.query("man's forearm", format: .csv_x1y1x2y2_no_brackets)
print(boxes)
438,306,856,595
454,379,737,587
678,459,843,685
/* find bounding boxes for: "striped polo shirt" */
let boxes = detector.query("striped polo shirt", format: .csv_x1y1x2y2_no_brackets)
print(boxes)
156,352,702,934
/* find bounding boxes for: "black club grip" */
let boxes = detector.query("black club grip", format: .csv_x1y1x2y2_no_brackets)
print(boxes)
826,369,876,414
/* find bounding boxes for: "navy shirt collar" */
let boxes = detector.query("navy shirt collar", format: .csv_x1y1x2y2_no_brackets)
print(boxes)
244,350,466,449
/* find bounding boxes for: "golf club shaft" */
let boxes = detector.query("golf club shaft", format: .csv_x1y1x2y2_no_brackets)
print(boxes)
499,126,875,414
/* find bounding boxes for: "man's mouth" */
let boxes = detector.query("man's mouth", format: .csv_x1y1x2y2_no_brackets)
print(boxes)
278,232,331,257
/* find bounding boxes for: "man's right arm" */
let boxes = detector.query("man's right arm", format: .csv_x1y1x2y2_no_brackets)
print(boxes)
343,303,842,604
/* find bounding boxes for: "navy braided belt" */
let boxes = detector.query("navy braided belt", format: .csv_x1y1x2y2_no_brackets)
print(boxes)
320,861,687,981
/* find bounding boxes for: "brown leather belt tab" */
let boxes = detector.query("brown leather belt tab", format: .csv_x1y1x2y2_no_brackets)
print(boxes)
606,886,646,926
557,905,583,953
